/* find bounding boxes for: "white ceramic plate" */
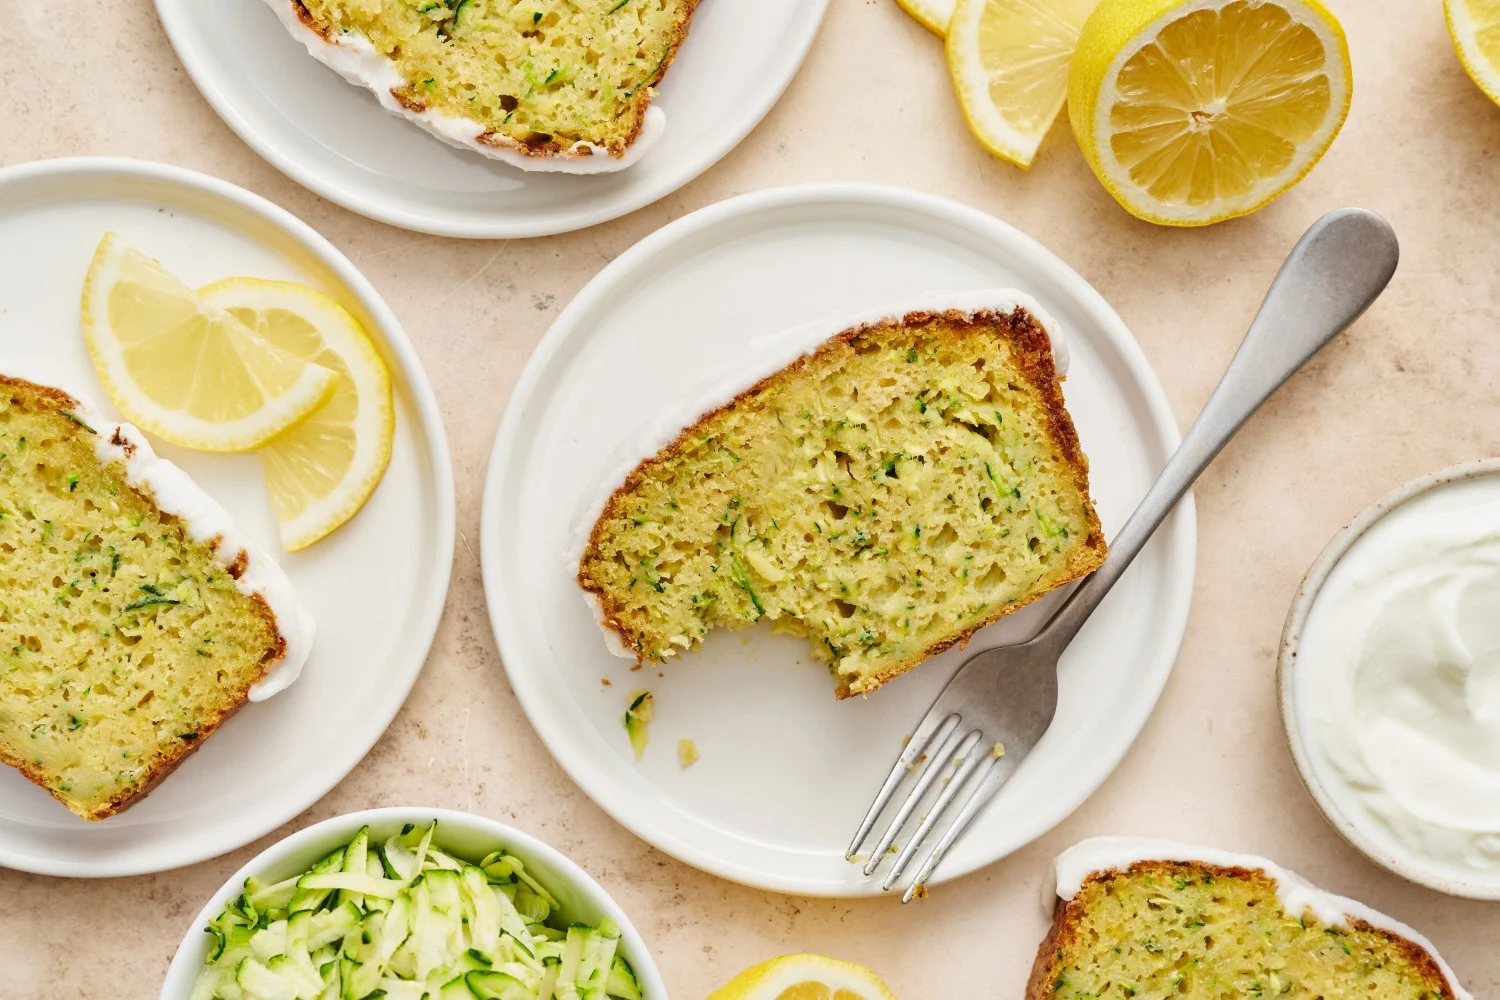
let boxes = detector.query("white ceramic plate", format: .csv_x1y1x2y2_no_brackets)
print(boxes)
155,0,829,238
481,184,1196,896
0,158,454,877
159,808,667,1000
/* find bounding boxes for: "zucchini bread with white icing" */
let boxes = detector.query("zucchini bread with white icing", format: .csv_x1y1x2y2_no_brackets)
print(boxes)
0,376,313,820
270,0,698,169
1031,837,1470,1000
577,303,1105,698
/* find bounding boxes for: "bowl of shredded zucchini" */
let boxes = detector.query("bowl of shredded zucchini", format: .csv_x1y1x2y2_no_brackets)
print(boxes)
159,807,666,1000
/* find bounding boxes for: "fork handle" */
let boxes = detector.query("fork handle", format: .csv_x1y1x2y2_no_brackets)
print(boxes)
1038,208,1400,650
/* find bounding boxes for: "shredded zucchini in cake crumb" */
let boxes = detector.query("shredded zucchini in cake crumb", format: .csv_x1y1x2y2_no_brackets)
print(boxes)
297,0,697,154
0,377,284,820
579,308,1105,697
1040,860,1465,1000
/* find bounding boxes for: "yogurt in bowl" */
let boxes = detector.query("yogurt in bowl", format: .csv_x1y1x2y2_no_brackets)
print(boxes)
1280,460,1500,899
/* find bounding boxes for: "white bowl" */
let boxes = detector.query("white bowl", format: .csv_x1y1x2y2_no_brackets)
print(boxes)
159,807,669,999
1278,459,1500,900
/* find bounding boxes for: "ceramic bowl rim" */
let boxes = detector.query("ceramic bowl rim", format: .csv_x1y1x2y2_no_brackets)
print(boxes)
157,807,670,999
1277,457,1500,901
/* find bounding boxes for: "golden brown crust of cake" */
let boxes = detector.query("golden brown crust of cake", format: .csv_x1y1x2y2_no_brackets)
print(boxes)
578,306,1106,698
287,0,699,160
1025,860,1461,1000
0,374,286,820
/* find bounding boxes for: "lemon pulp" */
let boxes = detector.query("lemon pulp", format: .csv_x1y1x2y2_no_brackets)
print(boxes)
1110,2,1332,206
249,308,357,522
81,233,338,451
947,0,1101,167
707,954,898,1000
1070,0,1350,225
201,279,393,551
1447,0,1500,105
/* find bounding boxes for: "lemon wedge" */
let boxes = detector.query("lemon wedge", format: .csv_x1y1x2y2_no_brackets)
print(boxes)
200,278,394,551
946,0,1102,168
896,0,956,35
80,233,338,452
707,954,899,1000
1447,0,1500,106
1069,0,1351,226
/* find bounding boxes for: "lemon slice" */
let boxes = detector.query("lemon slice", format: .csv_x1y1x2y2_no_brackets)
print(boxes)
707,954,899,1000
199,278,394,551
1069,0,1351,226
1447,0,1500,106
80,233,338,452
896,0,956,35
946,0,1102,168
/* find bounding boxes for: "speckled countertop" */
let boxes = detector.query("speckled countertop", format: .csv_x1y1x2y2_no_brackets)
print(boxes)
2,0,1498,996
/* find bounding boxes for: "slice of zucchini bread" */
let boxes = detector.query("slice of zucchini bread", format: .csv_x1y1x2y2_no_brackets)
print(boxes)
0,375,313,820
1031,838,1470,1000
269,0,699,170
576,302,1106,698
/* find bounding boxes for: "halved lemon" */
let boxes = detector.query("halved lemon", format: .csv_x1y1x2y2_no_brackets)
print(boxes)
80,233,338,451
895,0,956,36
707,954,899,1000
1069,0,1351,226
200,279,394,551
1446,0,1500,107
946,0,1103,168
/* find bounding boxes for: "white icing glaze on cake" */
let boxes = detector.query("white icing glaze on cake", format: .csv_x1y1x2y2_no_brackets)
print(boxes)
264,0,666,174
1052,837,1472,1000
566,288,1072,655
58,387,314,702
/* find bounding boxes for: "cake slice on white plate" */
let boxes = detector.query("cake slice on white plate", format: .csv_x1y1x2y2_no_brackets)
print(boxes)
266,0,699,172
1031,837,1471,1000
0,375,312,820
576,294,1105,697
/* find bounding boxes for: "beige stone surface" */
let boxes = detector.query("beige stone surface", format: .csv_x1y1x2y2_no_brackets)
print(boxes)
2,0,1500,996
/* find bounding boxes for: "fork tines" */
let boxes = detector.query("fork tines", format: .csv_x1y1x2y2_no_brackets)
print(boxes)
846,709,1009,902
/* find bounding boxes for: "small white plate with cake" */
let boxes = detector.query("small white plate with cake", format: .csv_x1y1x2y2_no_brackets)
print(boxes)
154,0,828,237
1034,837,1472,999
0,158,454,877
480,183,1197,896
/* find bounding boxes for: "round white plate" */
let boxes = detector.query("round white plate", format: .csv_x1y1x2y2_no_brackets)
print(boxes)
0,158,454,877
155,0,829,238
481,184,1196,896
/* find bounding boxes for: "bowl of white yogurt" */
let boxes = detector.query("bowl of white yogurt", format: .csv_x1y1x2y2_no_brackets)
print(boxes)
1280,460,1500,899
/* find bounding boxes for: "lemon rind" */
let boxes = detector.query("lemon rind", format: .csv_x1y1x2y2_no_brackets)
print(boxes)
707,954,899,1000
896,0,956,36
1076,0,1352,227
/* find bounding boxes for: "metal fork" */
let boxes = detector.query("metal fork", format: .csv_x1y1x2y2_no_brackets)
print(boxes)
847,208,1401,901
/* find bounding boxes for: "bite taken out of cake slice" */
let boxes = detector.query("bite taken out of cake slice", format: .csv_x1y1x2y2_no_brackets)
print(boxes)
1032,838,1471,1000
0,375,313,821
576,295,1106,698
